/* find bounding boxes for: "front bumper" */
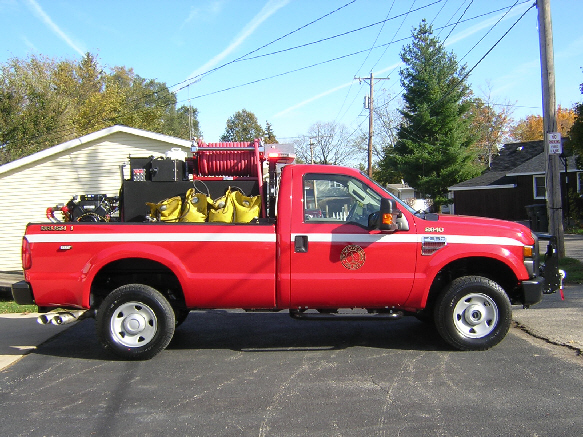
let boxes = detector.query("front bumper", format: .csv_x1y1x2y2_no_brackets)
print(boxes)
520,276,544,306
12,280,34,305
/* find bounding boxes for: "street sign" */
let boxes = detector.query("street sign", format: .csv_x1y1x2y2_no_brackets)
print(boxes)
548,132,562,155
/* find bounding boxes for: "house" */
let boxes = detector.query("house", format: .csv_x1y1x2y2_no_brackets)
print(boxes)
385,182,432,212
386,182,415,202
448,139,581,226
0,125,191,271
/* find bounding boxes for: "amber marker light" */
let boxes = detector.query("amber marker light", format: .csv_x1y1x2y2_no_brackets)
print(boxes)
382,213,394,225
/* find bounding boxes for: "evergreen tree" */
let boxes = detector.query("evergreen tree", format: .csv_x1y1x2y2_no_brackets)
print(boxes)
567,75,583,168
378,21,480,204
220,109,264,142
264,121,277,144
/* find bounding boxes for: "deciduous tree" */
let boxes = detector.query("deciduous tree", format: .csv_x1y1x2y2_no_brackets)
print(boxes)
466,92,514,167
294,121,352,165
220,109,264,142
0,53,200,164
509,105,575,142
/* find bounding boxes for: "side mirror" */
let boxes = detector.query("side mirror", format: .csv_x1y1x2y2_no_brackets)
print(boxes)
368,198,399,232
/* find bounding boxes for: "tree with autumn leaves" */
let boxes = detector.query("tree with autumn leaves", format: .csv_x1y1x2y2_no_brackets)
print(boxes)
0,53,201,164
510,105,576,142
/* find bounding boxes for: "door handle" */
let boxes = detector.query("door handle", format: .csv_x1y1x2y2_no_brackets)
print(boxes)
294,235,308,253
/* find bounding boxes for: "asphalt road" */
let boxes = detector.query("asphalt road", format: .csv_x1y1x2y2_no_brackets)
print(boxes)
1,310,582,436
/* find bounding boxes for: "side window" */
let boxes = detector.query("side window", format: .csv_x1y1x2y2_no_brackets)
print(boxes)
533,175,546,199
303,174,381,226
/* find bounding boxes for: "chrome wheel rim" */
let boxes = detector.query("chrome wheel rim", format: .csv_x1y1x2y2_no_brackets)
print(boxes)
453,293,498,339
110,301,157,347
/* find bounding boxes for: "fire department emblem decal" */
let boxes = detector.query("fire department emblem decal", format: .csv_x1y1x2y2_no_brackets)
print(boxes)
340,245,366,270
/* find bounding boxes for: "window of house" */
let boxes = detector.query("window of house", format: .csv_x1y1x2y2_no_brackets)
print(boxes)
577,172,583,193
533,175,546,199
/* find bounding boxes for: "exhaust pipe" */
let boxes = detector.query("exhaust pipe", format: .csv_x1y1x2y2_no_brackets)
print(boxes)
37,310,89,326
37,314,55,325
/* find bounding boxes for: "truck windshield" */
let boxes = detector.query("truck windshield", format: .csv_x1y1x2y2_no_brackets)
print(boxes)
361,172,417,215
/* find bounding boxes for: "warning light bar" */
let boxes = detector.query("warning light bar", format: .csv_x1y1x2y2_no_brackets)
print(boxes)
268,152,296,164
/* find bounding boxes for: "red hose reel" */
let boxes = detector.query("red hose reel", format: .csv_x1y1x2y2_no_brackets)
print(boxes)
192,138,266,217
194,139,264,178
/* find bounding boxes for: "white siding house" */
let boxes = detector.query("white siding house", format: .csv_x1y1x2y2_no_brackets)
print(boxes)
0,125,191,271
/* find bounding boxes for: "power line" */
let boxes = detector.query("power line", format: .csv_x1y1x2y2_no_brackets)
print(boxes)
4,1,536,153
458,0,521,63
173,0,359,92
228,0,443,65
375,1,532,113
376,2,536,154
448,3,536,101
354,0,397,74
332,0,399,128
341,1,529,123
3,3,360,150
442,0,474,44
345,0,457,166
368,0,416,73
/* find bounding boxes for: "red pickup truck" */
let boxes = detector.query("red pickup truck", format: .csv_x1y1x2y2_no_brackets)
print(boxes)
12,161,560,360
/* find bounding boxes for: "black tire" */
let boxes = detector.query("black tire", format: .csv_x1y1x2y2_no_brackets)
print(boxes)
174,307,190,327
434,276,511,351
414,308,434,324
96,284,175,360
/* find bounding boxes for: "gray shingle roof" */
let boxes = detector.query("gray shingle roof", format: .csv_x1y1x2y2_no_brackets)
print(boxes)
450,139,578,190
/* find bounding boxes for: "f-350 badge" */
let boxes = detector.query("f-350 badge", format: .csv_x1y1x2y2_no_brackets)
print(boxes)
340,245,366,270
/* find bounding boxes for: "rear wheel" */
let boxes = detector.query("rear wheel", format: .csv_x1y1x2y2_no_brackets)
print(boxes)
434,276,511,351
96,284,175,360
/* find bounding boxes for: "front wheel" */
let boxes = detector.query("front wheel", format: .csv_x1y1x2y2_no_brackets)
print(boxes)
434,276,511,351
96,284,175,360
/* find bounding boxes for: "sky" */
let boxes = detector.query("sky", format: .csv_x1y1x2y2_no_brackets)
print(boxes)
1,0,582,148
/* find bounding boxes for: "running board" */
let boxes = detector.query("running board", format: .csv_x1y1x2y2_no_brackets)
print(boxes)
289,309,403,321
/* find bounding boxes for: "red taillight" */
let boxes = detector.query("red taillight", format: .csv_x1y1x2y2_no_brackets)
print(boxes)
22,237,32,270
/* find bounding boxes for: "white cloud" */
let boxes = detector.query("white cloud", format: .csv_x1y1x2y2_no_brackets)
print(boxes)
24,0,85,56
187,0,291,80
21,35,38,53
444,2,531,47
180,0,226,29
274,62,402,118
274,82,352,118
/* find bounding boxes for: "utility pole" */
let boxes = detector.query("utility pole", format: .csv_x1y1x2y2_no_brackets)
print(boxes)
537,0,564,257
355,73,389,178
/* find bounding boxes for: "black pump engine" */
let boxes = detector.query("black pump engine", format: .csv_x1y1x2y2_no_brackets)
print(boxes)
66,194,119,222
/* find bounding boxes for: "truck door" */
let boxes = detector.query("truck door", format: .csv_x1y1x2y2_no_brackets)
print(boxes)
290,172,417,309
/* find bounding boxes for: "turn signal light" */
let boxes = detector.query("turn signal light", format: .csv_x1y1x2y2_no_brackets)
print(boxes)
523,245,534,258
382,213,394,225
